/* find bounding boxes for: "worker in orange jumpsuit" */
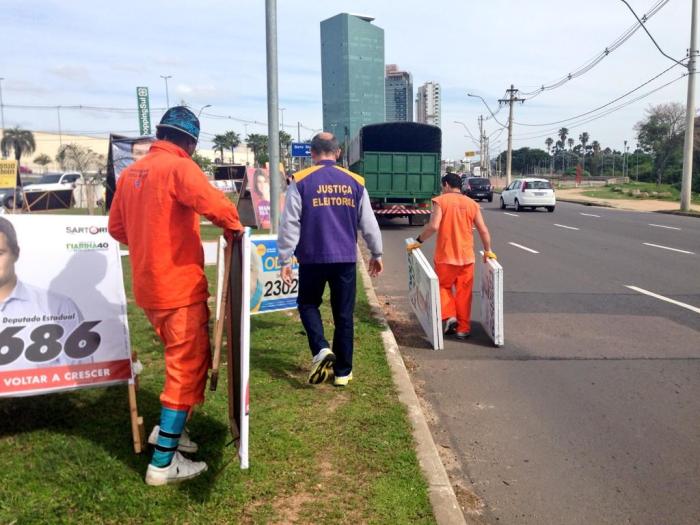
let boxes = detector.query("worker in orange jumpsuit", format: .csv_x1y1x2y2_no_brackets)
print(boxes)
407,173,496,339
109,106,244,485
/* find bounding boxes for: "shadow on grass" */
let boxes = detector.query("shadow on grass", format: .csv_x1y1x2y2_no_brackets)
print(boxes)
0,382,229,503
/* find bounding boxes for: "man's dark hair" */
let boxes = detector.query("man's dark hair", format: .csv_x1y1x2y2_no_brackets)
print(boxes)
441,173,462,189
0,217,20,257
156,127,195,150
310,133,340,155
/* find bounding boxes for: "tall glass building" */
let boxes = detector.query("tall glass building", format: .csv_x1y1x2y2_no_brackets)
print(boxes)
385,64,413,122
321,13,385,145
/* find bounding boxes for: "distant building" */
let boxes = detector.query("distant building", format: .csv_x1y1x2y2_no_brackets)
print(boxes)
416,81,441,128
321,13,385,145
385,65,413,122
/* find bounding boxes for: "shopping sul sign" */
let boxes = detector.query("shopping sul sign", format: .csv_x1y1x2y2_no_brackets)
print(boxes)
480,254,504,346
136,87,151,136
405,238,443,350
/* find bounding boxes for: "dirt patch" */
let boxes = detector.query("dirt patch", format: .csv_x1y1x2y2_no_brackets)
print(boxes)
379,294,430,348
326,392,350,413
454,482,485,516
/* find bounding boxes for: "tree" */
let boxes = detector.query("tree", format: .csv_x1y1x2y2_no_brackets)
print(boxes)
579,132,590,170
545,137,554,175
192,152,213,175
34,153,52,172
558,128,569,172
212,134,228,163
246,133,269,166
567,138,574,151
1,127,36,186
55,144,104,173
224,131,241,163
635,102,685,185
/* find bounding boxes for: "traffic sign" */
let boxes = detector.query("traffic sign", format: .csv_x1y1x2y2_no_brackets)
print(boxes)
291,143,311,158
465,151,478,158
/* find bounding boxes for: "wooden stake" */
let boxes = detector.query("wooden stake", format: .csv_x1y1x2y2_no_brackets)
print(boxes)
210,245,232,391
128,382,145,454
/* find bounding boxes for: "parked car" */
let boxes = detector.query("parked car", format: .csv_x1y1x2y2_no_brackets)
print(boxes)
500,178,555,212
0,187,24,209
24,171,83,192
461,176,493,202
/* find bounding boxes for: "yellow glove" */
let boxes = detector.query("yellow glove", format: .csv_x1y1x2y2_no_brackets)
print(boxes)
406,242,422,253
483,250,497,263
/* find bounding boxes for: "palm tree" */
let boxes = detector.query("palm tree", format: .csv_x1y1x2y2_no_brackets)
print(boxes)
1,127,36,187
579,132,590,171
545,137,554,175
34,153,52,172
567,138,574,150
558,127,569,172
212,134,228,163
224,131,241,163
246,134,269,166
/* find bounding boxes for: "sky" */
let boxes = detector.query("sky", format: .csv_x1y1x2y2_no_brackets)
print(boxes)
0,0,693,160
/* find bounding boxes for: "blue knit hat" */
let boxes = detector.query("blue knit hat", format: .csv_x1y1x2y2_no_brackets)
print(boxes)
157,106,200,141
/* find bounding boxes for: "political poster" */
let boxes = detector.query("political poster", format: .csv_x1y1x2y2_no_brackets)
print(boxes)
111,136,156,183
405,238,443,350
249,235,298,314
480,254,504,347
0,215,133,397
0,160,17,190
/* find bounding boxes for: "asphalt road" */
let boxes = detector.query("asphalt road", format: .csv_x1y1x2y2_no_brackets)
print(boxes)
371,199,700,525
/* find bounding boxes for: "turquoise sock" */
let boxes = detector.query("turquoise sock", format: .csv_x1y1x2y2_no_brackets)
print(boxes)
150,407,188,468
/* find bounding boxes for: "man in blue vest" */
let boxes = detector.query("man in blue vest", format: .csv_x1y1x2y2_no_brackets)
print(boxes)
278,132,383,387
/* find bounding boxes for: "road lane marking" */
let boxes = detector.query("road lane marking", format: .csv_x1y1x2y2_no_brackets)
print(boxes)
580,213,601,218
554,224,580,230
504,212,519,217
642,242,694,255
508,242,539,254
625,286,700,315
649,223,681,231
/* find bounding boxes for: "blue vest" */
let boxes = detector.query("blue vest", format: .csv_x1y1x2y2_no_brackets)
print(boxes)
294,160,365,264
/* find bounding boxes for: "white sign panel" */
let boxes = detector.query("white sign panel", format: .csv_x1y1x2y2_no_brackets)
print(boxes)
405,238,443,350
0,215,132,397
480,255,504,346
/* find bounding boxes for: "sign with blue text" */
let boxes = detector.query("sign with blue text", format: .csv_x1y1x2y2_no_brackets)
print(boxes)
291,143,312,158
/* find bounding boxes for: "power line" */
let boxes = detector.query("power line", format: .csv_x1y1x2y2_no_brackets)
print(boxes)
512,72,687,142
514,62,682,127
619,0,686,66
521,0,672,98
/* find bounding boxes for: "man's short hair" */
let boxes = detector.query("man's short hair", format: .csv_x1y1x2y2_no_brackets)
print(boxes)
441,173,462,189
156,126,194,147
0,217,20,257
310,133,340,155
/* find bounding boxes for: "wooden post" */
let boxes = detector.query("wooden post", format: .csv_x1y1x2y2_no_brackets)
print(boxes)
128,382,145,453
210,245,232,391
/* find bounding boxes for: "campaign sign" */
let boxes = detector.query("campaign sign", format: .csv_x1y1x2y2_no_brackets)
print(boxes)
0,160,17,190
480,254,504,347
0,215,132,397
405,238,443,350
249,235,299,314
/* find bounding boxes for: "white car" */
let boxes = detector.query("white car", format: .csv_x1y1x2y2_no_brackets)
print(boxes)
24,172,83,193
500,178,556,212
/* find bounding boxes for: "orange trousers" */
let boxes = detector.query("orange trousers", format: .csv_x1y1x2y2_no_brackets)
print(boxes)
435,263,474,334
144,302,211,408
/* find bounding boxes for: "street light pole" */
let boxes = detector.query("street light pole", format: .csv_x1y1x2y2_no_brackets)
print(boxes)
681,0,698,211
197,104,211,117
57,106,63,147
265,0,281,233
244,123,250,166
160,75,172,108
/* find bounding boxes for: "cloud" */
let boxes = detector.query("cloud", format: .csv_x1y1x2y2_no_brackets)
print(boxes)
48,65,92,83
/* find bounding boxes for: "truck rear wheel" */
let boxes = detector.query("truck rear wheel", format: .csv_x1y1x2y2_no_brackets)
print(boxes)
409,214,429,226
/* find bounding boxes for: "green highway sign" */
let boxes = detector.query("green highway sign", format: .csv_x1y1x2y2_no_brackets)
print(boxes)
136,86,151,136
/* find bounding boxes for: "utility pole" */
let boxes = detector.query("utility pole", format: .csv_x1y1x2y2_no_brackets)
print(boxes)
478,115,484,175
160,75,172,108
57,106,63,147
244,123,250,166
499,85,524,186
681,0,698,211
265,0,281,233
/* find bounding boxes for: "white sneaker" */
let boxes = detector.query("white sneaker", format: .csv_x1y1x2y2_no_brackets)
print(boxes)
148,425,199,454
145,451,208,486
443,317,457,335
308,348,336,385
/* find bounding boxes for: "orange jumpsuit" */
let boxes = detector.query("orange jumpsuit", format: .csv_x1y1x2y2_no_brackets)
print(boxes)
109,140,243,408
432,192,481,334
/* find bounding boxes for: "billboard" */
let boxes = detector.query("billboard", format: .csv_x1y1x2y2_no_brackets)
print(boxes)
480,255,504,346
0,160,17,190
250,235,298,314
405,238,443,350
136,87,151,136
0,215,133,397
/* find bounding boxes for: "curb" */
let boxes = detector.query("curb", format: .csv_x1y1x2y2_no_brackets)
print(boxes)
357,254,467,525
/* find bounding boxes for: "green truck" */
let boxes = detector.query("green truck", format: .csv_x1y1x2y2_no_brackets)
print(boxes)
348,122,442,225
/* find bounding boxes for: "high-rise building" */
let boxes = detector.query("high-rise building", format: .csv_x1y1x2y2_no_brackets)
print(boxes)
321,13,385,144
385,64,413,122
416,81,441,128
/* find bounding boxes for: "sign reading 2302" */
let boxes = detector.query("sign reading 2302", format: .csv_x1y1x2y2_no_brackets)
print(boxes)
0,321,102,365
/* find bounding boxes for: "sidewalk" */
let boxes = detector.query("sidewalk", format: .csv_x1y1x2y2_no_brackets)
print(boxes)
556,188,700,214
